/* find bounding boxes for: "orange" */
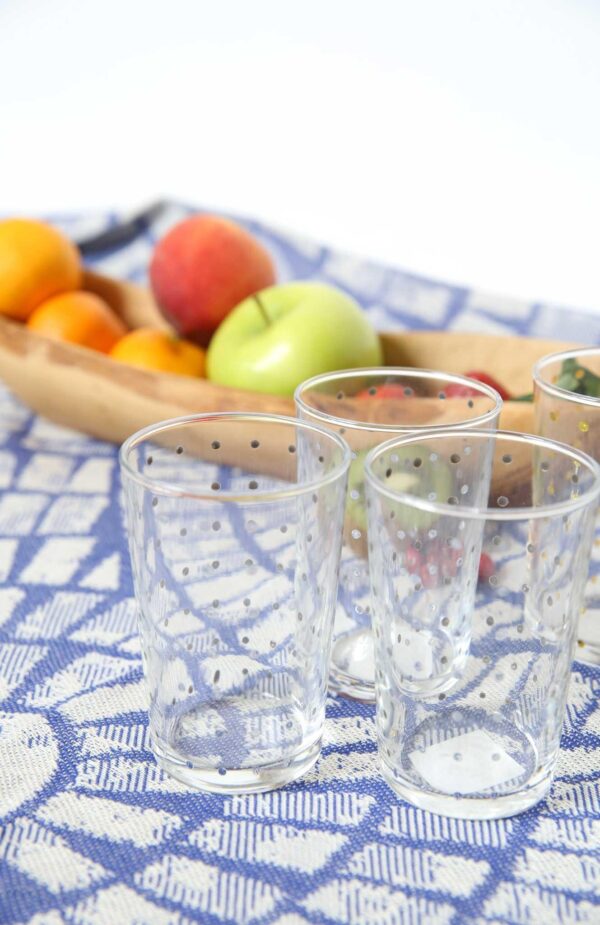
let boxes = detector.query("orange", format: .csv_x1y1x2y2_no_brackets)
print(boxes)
109,327,205,377
27,291,127,353
0,218,81,320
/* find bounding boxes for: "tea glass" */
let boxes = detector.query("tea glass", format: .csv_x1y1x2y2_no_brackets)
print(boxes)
120,412,350,792
365,429,600,818
295,368,502,700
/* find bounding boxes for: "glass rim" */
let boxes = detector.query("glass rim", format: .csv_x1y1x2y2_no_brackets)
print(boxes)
364,428,600,522
119,411,351,503
533,346,600,407
294,367,502,432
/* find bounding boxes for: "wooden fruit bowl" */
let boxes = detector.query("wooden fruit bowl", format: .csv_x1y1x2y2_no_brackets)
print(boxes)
0,270,573,445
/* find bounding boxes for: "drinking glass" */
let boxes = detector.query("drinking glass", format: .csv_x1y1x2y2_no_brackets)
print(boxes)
295,368,502,700
120,412,350,792
534,346,600,663
365,429,600,819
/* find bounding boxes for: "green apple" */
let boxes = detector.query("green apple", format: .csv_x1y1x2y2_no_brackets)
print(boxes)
206,282,383,396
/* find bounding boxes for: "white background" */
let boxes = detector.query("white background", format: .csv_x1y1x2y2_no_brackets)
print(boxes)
1,0,599,313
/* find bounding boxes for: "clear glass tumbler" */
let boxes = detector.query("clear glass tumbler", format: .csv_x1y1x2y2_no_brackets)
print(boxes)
295,368,501,700
120,412,350,793
534,347,600,663
365,429,600,819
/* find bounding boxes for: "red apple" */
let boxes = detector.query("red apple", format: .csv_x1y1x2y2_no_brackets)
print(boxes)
150,215,276,344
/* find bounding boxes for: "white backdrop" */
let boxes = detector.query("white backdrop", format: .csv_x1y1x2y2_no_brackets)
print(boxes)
1,0,599,313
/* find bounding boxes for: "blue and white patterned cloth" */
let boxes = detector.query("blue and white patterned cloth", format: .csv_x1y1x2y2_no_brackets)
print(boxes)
1,202,599,925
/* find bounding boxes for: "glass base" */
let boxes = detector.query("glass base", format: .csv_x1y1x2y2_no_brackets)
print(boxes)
152,692,321,793
381,759,553,820
154,733,321,794
380,708,552,819
329,627,376,701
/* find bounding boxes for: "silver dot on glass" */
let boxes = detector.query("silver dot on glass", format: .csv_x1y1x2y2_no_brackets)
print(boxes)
212,561,219,569
450,453,461,464
250,439,260,449
211,482,220,491
280,525,288,533
212,521,221,531
147,455,153,465
245,558,253,567
212,599,219,608
351,529,361,540
243,598,251,607
540,461,549,472
497,496,509,507
502,454,512,464
288,445,296,454
413,457,422,469
176,446,184,455
336,391,344,400
182,567,189,576
159,579,165,588
248,480,258,490
152,498,158,507
213,670,220,683
211,440,221,450
486,615,494,626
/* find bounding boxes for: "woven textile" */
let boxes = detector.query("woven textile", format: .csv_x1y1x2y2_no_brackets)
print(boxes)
0,203,599,925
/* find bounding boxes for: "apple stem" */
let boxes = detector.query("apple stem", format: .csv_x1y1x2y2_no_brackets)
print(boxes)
253,293,271,326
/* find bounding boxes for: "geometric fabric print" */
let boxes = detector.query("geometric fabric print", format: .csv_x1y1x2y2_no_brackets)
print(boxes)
74,756,189,794
78,722,150,758
302,879,456,925
0,713,58,816
378,804,514,849
0,449,16,489
0,817,107,894
0,586,25,628
303,747,378,784
25,653,139,708
483,881,600,925
344,843,490,898
37,495,108,534
135,855,281,920
18,537,95,585
57,677,148,724
69,596,137,647
223,791,376,827
513,847,600,894
67,458,114,494
0,493,48,535
0,538,19,582
544,780,600,817
17,453,75,492
555,746,600,779
14,591,104,641
188,819,347,872
78,553,121,591
36,792,182,848
529,817,600,853
0,643,47,702
66,884,190,925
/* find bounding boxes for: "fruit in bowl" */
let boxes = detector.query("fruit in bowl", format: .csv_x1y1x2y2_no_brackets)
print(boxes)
150,214,276,345
206,281,383,396
0,218,81,320
27,291,126,353
110,328,205,377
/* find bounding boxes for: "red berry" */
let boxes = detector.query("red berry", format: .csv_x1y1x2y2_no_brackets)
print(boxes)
405,546,423,574
445,371,511,402
478,553,495,582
